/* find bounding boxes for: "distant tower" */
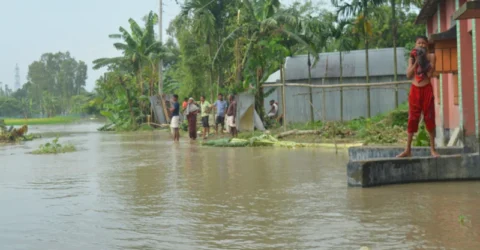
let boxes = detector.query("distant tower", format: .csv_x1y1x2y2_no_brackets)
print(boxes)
15,64,20,91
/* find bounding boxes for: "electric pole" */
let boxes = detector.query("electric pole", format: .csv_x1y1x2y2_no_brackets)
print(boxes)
158,0,163,95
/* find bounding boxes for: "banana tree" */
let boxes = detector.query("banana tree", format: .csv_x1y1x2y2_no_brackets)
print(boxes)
93,11,162,97
213,0,316,118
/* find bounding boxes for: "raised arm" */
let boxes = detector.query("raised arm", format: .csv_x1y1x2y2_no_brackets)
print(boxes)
406,56,417,79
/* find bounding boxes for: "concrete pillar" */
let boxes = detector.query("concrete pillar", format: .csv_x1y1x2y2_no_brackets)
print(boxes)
459,21,475,136
457,0,476,148
436,3,446,146
473,19,479,138
455,0,465,141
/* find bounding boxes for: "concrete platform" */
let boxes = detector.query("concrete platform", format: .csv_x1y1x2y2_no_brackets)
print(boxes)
347,146,480,187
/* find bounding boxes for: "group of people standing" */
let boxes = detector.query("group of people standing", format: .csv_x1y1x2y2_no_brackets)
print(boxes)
169,93,238,142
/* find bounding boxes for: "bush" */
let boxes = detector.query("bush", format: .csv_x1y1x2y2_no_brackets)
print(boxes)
386,110,408,128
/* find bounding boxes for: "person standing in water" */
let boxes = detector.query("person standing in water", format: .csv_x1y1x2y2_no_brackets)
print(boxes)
169,94,180,142
213,93,228,135
397,35,439,157
226,94,237,138
200,95,211,140
185,98,199,140
182,98,188,112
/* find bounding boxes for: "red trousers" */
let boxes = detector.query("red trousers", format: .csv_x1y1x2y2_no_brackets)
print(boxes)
408,84,435,133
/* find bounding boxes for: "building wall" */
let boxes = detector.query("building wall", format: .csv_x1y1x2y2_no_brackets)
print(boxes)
459,11,476,136
445,0,456,28
439,0,449,131
422,0,480,145
433,0,460,132
444,0,460,131
284,75,407,85
263,75,408,116
263,80,410,123
445,73,459,129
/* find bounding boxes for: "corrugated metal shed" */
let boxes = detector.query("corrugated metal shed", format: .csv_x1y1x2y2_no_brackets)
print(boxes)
284,48,407,81
265,70,281,83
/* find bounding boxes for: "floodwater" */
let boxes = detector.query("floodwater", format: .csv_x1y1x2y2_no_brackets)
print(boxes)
1,122,480,250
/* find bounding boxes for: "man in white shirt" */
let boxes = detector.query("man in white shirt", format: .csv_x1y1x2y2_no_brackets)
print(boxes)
267,100,278,118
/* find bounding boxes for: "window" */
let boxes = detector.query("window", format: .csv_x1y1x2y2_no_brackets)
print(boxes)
453,73,459,105
433,39,458,73
434,47,458,72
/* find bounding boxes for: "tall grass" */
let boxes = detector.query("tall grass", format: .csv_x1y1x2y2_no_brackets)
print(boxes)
4,116,81,126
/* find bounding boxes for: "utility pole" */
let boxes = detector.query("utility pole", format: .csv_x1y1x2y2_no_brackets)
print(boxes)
158,0,163,95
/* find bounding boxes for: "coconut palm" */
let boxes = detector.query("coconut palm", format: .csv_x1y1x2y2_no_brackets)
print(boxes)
293,14,328,124
332,0,385,83
325,14,358,83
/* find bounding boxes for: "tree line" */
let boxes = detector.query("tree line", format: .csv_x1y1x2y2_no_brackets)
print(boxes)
0,52,94,118
93,0,424,129
3,0,425,127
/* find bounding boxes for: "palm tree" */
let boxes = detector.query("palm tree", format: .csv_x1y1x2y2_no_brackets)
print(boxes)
326,14,358,83
295,14,328,124
93,11,162,96
332,0,385,83
181,0,230,100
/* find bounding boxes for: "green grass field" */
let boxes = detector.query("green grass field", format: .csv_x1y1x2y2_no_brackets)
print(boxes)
3,116,81,126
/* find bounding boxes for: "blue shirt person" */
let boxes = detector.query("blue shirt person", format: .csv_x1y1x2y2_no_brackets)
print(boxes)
213,93,228,135
171,102,180,118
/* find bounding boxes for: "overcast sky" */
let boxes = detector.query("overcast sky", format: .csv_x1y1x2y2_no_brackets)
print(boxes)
0,0,327,92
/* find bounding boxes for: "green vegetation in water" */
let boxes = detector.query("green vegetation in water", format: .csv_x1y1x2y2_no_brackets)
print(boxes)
458,215,466,225
202,134,355,149
31,137,76,155
457,214,474,229
5,116,81,126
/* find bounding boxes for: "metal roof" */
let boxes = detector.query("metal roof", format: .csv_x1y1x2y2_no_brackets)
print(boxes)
265,70,281,83
284,47,407,81
415,0,440,24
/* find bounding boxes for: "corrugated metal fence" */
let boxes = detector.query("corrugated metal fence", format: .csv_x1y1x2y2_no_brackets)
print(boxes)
263,81,411,123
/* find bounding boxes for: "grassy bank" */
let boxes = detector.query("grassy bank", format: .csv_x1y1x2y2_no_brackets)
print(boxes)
3,116,82,126
269,102,431,146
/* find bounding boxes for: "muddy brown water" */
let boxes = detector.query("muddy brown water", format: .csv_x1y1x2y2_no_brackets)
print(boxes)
1,122,480,250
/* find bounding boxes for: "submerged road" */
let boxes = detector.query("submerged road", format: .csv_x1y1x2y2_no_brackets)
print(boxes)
1,122,479,249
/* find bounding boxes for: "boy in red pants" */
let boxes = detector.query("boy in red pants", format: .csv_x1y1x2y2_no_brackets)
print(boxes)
397,36,439,157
